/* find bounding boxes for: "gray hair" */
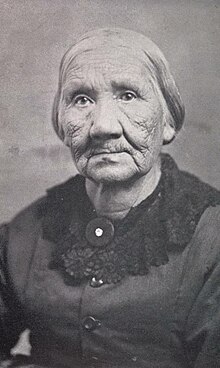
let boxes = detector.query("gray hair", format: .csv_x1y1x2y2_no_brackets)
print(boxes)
52,28,185,143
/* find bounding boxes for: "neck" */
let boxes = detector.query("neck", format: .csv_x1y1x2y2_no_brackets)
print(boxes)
86,161,161,220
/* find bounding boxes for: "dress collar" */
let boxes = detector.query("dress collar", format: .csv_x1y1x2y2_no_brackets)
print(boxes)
42,154,220,285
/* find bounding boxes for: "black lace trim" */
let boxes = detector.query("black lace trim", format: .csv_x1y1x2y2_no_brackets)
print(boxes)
42,154,220,285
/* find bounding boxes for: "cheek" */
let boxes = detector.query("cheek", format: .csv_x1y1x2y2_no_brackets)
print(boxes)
58,107,91,147
121,100,164,148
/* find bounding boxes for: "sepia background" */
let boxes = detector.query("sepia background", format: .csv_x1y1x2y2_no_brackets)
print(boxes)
1,0,220,223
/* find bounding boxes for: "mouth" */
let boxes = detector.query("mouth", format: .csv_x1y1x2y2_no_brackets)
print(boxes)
89,148,130,157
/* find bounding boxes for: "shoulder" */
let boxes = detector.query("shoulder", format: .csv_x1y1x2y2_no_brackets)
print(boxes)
162,153,220,204
160,154,220,250
0,224,9,272
13,176,82,222
0,176,84,285
0,224,8,248
199,203,220,228
192,204,220,261
2,175,84,242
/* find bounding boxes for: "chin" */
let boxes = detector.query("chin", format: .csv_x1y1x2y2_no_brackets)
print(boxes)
80,154,137,183
86,165,137,184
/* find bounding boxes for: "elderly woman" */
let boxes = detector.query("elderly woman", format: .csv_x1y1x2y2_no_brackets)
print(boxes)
0,28,220,368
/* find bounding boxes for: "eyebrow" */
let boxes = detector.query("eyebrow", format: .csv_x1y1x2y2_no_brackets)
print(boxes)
62,81,96,101
111,80,146,93
62,76,149,98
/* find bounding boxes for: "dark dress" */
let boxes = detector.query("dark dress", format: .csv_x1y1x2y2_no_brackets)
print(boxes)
0,154,220,368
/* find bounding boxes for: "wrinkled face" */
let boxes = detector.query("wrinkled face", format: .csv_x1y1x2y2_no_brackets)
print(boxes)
58,46,172,183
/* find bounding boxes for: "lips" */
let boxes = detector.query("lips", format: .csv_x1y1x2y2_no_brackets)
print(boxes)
89,148,130,157
93,150,124,155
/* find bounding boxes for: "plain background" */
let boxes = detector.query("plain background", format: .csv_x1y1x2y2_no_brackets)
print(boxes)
0,0,220,223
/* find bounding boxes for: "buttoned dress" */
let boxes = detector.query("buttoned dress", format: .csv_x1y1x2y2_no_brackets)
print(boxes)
0,155,220,368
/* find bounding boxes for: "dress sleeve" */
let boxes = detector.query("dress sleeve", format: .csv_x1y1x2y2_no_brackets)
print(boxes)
0,224,25,360
183,208,220,367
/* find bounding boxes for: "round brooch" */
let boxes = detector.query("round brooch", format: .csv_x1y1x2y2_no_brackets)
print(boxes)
85,217,114,247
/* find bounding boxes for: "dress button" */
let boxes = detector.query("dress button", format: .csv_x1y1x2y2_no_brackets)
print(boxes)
85,217,114,247
90,277,104,288
82,316,101,331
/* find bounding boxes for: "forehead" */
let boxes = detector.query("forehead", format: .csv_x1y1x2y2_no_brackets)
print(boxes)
62,46,152,89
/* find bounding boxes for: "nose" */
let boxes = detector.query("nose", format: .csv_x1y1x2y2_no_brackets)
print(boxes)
90,99,123,140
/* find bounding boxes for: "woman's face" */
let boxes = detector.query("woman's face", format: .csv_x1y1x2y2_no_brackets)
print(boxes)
59,46,172,183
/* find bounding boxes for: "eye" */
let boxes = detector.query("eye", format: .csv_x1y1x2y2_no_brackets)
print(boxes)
74,95,94,107
119,91,137,102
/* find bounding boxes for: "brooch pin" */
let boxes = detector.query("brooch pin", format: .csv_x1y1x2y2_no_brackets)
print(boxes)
85,217,115,247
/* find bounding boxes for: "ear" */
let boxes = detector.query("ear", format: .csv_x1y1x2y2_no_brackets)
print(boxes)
52,92,65,142
63,134,71,147
162,120,176,145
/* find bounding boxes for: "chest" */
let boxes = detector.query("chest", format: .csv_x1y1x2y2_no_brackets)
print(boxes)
20,237,187,338
8,234,200,366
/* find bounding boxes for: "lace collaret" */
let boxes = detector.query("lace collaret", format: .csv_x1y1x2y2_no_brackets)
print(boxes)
43,154,220,286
